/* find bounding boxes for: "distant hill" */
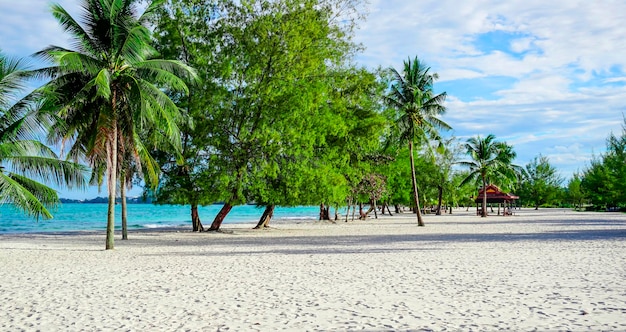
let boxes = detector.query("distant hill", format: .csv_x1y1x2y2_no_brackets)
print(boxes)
60,196,153,204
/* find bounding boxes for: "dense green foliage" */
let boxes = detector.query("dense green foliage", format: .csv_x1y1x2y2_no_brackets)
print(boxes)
150,0,382,229
0,51,87,218
518,155,563,209
580,120,626,210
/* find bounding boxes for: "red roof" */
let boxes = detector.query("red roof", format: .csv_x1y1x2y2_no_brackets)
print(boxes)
474,184,519,203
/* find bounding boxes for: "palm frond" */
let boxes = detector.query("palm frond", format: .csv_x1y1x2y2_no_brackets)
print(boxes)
0,172,54,219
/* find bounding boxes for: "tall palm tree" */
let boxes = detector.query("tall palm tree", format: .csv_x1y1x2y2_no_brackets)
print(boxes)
459,134,519,217
385,56,450,226
35,0,197,249
0,51,87,219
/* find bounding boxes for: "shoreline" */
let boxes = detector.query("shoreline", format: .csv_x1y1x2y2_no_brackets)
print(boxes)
1,208,625,331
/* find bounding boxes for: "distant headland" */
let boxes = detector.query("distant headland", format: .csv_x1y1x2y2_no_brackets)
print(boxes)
59,197,152,204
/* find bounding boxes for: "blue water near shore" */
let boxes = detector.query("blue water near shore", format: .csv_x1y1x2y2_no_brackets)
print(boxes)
0,204,322,234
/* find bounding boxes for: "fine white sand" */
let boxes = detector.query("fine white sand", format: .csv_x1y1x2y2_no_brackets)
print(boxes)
1,208,625,331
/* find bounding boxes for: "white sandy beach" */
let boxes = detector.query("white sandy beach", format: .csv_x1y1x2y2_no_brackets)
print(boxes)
1,208,625,331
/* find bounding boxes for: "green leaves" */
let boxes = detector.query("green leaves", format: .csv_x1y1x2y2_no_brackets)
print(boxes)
0,51,88,219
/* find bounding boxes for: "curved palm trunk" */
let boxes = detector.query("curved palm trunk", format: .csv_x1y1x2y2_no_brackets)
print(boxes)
409,140,425,226
106,121,118,250
121,173,128,240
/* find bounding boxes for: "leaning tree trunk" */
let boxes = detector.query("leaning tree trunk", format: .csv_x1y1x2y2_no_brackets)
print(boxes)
121,173,128,240
191,203,203,232
409,141,425,226
360,201,375,219
209,202,233,231
254,205,275,229
380,202,390,215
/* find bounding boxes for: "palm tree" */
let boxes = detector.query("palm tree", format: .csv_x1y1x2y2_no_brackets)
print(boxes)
459,134,519,217
385,56,450,226
0,51,87,219
35,0,197,249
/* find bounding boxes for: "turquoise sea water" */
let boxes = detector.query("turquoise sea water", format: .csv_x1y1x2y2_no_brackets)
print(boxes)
0,204,322,234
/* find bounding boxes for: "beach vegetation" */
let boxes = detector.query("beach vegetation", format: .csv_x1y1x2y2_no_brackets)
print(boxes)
148,0,226,232
518,155,564,210
384,56,450,226
35,0,197,249
565,173,586,211
149,0,372,230
459,134,521,217
0,51,88,219
580,119,626,211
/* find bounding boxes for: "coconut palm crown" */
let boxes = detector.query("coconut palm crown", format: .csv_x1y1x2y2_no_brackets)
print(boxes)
385,56,450,226
459,134,521,217
33,0,197,249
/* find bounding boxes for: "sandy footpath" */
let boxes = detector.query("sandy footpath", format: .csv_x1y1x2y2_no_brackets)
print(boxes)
1,208,625,331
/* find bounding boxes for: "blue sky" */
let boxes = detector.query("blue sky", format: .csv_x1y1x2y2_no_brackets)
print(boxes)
1,0,625,199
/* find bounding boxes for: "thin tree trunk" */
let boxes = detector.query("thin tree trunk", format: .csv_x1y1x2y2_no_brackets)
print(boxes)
409,141,425,226
121,173,128,240
191,203,203,232
359,202,364,219
106,120,118,250
481,177,487,217
209,202,233,231
384,202,393,216
436,185,443,215
254,205,275,229
373,200,378,219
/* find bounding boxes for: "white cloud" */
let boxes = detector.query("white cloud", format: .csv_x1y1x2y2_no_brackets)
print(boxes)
355,0,626,179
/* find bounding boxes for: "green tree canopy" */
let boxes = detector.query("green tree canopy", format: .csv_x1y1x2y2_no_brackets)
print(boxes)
519,155,564,209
